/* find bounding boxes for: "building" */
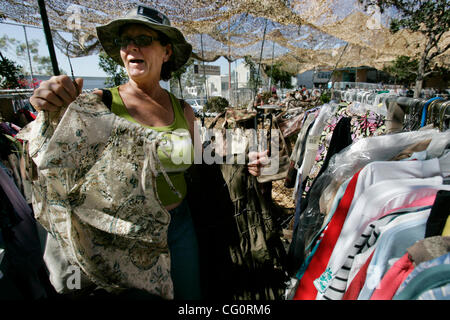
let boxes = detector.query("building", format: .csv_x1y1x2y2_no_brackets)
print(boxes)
297,66,391,89
235,62,250,88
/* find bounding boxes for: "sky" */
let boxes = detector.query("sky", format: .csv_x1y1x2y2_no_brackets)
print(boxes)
0,20,233,78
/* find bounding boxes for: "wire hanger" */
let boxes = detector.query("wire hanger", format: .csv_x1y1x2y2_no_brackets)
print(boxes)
66,41,79,94
438,149,450,177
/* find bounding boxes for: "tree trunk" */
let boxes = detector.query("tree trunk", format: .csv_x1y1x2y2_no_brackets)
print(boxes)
414,54,426,98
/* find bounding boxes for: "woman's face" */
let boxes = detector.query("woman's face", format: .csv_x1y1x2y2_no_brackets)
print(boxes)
119,24,172,82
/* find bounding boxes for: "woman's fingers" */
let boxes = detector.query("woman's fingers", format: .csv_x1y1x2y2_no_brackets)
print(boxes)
29,75,83,112
247,150,269,177
49,80,74,105
248,150,269,165
30,96,61,112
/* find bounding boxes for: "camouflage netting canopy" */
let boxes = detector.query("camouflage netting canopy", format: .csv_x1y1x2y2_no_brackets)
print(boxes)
1,0,449,74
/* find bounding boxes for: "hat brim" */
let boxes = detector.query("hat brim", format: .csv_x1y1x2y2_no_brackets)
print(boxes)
96,18,192,72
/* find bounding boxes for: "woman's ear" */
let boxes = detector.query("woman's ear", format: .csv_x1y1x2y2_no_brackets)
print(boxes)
164,44,173,62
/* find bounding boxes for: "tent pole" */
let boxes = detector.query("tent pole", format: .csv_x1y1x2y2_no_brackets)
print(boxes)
37,0,60,76
22,25,35,88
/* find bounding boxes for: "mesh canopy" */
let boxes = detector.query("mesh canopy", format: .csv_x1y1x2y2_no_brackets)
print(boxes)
1,0,449,73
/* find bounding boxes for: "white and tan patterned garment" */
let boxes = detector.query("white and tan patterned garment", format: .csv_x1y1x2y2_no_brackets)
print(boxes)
17,93,175,299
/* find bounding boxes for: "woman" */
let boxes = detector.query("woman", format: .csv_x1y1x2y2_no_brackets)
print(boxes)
29,5,265,300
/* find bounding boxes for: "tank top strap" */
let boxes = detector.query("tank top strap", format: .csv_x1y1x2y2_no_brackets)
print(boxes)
166,90,190,131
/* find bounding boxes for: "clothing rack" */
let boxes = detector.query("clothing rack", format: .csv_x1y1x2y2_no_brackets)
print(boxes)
332,89,449,113
0,89,35,99
331,89,450,131
0,88,97,99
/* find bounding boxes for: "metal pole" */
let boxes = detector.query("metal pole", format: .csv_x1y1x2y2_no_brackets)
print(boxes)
22,25,35,88
37,0,60,76
269,38,275,91
255,19,267,96
228,19,232,103
200,34,207,126
200,34,208,101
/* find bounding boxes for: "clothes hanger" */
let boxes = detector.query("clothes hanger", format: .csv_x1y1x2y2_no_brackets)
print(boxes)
438,101,450,131
438,149,450,177
427,99,441,127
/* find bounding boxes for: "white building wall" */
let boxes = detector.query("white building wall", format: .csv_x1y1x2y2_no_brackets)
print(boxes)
236,62,250,88
206,75,222,97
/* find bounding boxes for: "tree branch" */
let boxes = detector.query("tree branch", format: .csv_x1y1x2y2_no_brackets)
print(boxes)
430,30,446,48
428,42,450,61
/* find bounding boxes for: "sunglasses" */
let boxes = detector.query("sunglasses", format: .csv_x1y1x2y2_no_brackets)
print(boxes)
114,35,159,48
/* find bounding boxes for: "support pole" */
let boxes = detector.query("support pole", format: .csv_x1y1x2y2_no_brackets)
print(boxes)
269,38,275,91
200,34,207,126
37,0,60,76
22,25,35,88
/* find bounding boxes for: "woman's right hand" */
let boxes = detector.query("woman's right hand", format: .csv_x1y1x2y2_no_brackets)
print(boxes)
30,75,83,112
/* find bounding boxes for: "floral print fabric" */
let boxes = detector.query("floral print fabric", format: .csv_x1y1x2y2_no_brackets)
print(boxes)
303,104,386,195
17,93,174,299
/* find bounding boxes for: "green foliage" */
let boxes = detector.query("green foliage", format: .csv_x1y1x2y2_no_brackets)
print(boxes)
98,51,128,87
383,55,418,85
320,91,331,104
263,62,295,89
361,0,450,36
0,53,25,89
204,96,229,113
360,0,450,96
0,35,57,75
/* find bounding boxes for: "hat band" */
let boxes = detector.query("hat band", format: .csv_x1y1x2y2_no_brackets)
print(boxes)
137,5,170,26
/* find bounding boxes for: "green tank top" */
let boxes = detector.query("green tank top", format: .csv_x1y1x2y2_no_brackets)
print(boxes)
109,86,193,206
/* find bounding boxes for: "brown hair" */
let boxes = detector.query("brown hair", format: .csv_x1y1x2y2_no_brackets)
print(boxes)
155,30,176,81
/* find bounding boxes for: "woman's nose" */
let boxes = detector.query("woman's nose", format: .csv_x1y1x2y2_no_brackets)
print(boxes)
125,41,139,51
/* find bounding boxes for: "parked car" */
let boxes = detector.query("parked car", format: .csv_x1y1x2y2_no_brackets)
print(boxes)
185,99,204,116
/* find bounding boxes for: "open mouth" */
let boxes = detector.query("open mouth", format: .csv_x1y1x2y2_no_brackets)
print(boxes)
129,59,144,64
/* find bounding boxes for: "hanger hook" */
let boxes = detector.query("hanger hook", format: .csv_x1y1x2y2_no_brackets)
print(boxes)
66,41,79,94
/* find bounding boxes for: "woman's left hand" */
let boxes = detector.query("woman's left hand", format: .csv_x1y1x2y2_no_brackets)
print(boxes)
247,150,269,177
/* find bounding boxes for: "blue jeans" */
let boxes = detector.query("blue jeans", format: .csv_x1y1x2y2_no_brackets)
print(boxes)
168,199,202,300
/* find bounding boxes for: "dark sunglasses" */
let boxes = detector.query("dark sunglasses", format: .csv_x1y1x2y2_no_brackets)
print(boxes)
114,35,159,48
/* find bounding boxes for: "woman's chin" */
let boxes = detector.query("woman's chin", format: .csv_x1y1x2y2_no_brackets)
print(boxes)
128,69,148,80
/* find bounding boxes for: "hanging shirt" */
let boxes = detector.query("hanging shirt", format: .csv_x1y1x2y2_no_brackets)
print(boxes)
357,210,430,300
317,178,450,300
17,93,175,299
294,158,443,300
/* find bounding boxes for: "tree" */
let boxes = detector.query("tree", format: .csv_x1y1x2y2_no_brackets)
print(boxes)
0,35,57,76
98,51,128,87
383,55,418,85
263,62,295,89
0,52,25,89
204,96,229,113
360,0,450,97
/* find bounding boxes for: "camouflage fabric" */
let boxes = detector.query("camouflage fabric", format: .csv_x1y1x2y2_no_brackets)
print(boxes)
225,107,257,128
220,161,288,300
17,93,174,299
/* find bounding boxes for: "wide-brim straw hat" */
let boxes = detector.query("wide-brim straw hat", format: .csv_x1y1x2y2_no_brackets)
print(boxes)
96,5,192,72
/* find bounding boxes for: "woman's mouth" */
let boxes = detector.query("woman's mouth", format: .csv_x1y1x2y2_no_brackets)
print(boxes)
129,59,144,65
